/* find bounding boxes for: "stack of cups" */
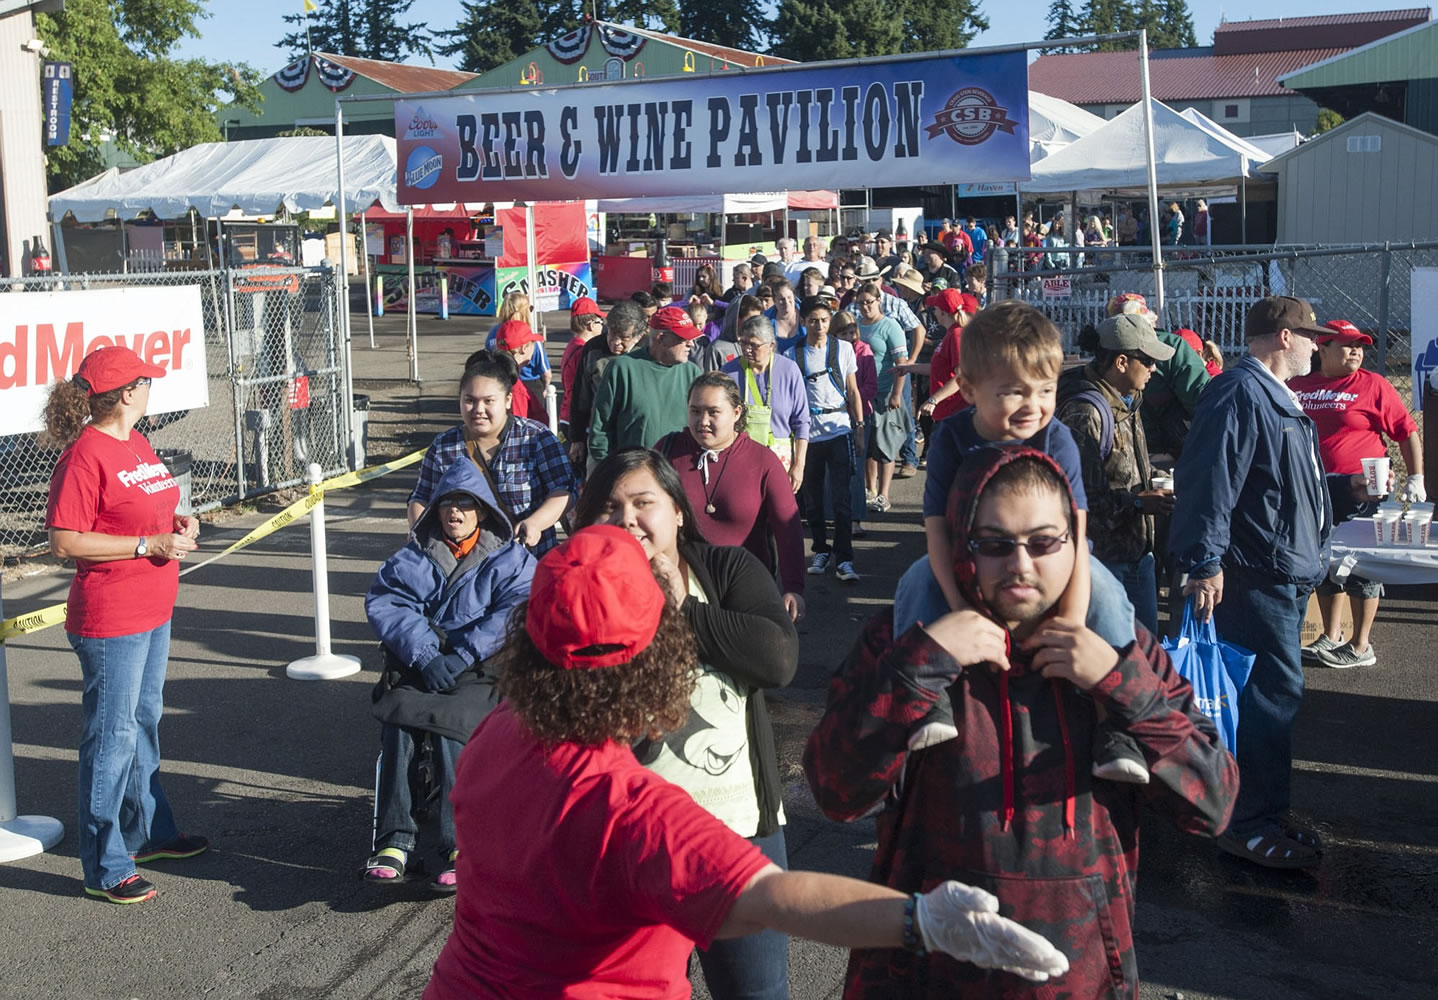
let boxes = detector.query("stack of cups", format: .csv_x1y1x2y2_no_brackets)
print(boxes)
1375,500,1405,546
1405,502,1434,546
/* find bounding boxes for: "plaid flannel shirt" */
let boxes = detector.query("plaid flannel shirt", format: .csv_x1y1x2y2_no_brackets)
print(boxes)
409,418,575,554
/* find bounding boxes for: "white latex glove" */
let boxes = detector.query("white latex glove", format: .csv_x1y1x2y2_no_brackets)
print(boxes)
1405,474,1426,504
916,881,1071,982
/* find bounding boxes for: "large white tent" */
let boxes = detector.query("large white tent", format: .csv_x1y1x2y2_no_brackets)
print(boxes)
1022,100,1269,196
1028,92,1105,162
49,135,401,222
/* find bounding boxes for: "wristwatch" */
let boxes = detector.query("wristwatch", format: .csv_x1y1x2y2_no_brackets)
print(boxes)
135,536,148,558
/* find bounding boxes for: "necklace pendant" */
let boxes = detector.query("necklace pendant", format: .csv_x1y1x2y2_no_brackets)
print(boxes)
705,503,716,514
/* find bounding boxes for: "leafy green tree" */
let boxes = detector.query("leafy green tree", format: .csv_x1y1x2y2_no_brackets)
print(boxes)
1074,0,1197,51
36,0,263,193
276,0,431,62
438,0,544,74
1158,0,1197,48
680,0,767,52
900,0,989,53
598,0,681,34
1080,0,1133,48
1043,0,1083,53
1314,108,1345,134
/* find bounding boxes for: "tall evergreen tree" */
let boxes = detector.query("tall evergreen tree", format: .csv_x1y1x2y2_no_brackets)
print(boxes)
901,0,989,53
597,0,680,34
1071,0,1198,51
679,0,766,51
1080,0,1132,49
438,0,544,74
770,0,903,61
1043,0,1082,53
1159,0,1198,47
276,0,431,62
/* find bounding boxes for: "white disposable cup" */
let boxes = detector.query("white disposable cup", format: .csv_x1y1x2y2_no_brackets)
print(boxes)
1409,512,1432,546
1373,516,1388,544
1362,456,1391,497
1151,474,1174,492
1379,513,1402,545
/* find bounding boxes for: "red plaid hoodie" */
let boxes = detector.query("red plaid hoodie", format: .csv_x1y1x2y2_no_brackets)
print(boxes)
803,447,1238,999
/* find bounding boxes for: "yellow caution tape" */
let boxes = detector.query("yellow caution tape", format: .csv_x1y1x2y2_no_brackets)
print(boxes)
0,448,426,644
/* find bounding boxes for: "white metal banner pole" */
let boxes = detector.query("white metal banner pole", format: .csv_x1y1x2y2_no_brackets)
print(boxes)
334,100,358,471
524,203,539,330
286,464,361,680
406,207,419,383
1138,30,1166,321
0,579,64,862
361,210,375,348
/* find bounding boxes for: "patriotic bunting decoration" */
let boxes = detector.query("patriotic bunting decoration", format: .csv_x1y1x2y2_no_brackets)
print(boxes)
546,25,592,64
314,55,357,92
597,24,646,60
274,57,311,92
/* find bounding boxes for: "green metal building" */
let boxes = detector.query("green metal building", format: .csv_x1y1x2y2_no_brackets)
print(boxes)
1280,17,1438,137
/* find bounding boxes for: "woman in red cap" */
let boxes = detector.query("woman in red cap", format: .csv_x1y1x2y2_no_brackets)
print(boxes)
423,523,1069,999
491,319,550,424
1289,319,1423,668
42,346,206,904
558,297,605,439
914,288,979,424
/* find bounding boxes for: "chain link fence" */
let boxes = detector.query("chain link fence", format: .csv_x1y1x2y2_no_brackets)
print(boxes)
0,267,350,558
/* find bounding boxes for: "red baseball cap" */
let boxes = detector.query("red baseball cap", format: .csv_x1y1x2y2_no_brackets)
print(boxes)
75,346,165,395
570,296,604,317
493,320,544,351
649,305,702,340
526,525,665,670
924,289,980,316
1316,319,1373,346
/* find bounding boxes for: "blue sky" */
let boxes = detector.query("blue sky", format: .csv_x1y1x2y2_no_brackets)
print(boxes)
175,1,1419,72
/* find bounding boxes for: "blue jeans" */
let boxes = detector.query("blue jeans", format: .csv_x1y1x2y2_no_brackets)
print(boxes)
374,723,461,857
696,827,789,1000
802,434,854,563
894,552,1137,646
1212,565,1307,838
1103,552,1158,636
899,379,918,467
69,622,181,891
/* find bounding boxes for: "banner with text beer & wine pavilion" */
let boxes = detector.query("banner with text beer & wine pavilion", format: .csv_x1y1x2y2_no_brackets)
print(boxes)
394,51,1031,203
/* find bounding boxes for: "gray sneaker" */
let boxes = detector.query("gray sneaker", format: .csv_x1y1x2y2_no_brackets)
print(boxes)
1301,634,1342,662
808,552,832,576
836,560,861,582
1315,641,1376,669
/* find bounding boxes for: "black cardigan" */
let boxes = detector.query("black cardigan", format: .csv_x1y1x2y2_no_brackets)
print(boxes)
679,540,799,838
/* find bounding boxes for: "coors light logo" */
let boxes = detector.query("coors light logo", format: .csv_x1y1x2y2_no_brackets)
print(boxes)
926,87,1017,146
404,105,442,141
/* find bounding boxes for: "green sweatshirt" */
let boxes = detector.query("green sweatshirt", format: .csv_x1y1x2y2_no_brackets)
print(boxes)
588,346,702,463
1140,329,1211,458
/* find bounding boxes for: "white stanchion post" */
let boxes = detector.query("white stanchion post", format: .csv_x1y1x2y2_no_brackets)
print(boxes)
286,463,361,681
545,383,559,436
0,580,64,862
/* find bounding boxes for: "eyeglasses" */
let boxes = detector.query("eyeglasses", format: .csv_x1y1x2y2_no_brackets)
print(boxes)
856,297,879,306
1124,353,1157,369
968,531,1071,559
739,340,772,353
133,377,152,387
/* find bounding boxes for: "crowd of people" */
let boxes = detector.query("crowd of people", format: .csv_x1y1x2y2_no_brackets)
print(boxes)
38,223,1420,995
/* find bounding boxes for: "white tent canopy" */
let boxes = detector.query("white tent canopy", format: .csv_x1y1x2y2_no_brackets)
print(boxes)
595,192,789,215
1028,92,1105,162
1022,100,1268,196
50,135,401,222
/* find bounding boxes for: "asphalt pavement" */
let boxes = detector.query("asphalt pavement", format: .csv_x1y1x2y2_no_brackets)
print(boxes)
0,310,1434,999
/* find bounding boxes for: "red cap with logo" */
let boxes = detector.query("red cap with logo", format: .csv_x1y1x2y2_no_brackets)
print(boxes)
525,525,666,670
74,346,166,396
1316,319,1373,346
649,305,702,340
493,320,544,350
924,288,980,317
570,296,604,317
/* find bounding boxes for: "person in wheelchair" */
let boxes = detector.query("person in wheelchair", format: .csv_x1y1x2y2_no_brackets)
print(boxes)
364,461,536,891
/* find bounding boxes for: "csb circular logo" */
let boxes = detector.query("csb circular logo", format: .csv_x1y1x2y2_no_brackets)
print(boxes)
404,145,442,190
925,88,1017,146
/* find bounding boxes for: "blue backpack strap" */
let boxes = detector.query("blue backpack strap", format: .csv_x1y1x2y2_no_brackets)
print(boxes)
1066,388,1115,462
825,336,844,399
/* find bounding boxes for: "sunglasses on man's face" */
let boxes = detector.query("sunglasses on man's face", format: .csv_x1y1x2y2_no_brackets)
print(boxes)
1124,353,1157,369
968,532,1071,559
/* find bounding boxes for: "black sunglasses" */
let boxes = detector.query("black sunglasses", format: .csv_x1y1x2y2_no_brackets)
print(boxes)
1124,353,1157,369
968,532,1071,558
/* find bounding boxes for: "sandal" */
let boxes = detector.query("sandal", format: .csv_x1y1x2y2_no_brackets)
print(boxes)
432,849,458,894
1217,829,1320,870
364,847,409,884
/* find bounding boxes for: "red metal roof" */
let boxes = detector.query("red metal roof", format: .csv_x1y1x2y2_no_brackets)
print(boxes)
616,23,795,68
317,53,477,93
1213,9,1429,55
1030,47,1352,104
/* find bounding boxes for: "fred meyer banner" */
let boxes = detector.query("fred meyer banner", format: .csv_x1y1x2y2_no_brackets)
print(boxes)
396,51,1029,203
0,287,210,436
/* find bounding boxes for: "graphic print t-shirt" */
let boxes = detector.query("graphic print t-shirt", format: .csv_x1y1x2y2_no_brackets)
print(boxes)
637,569,764,837
47,427,180,637
1288,369,1417,475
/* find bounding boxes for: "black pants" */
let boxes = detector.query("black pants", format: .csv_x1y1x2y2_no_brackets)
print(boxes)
802,433,854,563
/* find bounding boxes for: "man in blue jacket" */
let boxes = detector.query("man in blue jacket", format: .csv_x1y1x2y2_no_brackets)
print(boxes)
363,460,536,890
1169,296,1380,870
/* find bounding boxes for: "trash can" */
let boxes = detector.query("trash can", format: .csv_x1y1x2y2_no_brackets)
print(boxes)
156,448,194,516
351,394,371,469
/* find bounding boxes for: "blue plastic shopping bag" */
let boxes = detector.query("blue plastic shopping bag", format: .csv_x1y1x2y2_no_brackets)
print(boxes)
1161,598,1255,751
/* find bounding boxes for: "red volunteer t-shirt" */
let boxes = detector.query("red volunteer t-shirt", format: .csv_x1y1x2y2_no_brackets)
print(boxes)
425,704,770,1000
928,325,965,421
559,336,589,422
1287,369,1417,475
46,427,180,637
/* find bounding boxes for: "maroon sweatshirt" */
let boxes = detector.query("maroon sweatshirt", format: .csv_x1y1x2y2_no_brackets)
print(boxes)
658,429,805,596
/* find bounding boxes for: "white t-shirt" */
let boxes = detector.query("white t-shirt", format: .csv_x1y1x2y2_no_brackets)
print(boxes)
786,337,857,443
